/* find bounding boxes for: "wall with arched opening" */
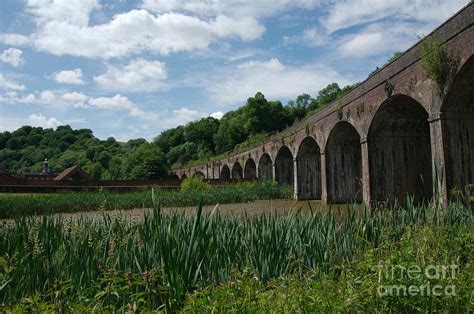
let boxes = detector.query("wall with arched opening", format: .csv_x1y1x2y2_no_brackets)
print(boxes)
297,137,321,200
325,121,362,203
194,171,205,178
442,56,474,194
244,158,257,179
220,165,230,179
368,95,432,204
231,162,243,179
258,153,273,181
275,146,293,187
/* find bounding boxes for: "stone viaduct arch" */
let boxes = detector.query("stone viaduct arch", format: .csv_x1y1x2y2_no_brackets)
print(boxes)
244,158,257,179
231,162,243,179
170,4,474,206
441,55,474,194
368,95,432,204
194,171,205,177
296,137,321,200
275,146,294,187
220,165,230,179
325,121,362,203
258,153,273,181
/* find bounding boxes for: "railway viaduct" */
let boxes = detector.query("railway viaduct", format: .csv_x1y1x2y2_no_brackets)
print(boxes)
172,3,474,206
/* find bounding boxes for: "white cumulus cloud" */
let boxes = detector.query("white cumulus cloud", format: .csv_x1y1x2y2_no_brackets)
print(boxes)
338,32,383,57
142,0,321,18
88,94,135,110
206,58,351,104
0,33,29,46
283,27,328,47
88,94,156,120
323,0,467,33
0,73,26,91
94,59,167,92
0,92,36,104
164,108,208,128
54,69,84,84
27,113,62,128
62,91,88,108
27,1,265,59
211,111,224,119
0,48,24,67
210,15,264,41
27,0,101,26
39,90,55,103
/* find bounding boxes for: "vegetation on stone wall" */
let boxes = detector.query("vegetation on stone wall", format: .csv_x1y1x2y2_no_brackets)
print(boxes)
421,40,457,90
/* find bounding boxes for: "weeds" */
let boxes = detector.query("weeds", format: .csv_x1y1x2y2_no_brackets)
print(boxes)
421,39,457,91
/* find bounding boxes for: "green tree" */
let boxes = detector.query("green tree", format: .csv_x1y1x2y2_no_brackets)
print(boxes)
122,143,167,179
97,151,112,168
107,156,123,179
154,127,185,154
316,83,341,107
167,142,197,166
86,162,104,180
214,111,248,154
184,117,219,153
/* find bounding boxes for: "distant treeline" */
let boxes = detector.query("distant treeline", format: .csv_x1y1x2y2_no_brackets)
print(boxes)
0,82,355,180
156,83,355,168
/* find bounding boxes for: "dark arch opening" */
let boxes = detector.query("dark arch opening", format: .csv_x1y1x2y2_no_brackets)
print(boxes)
231,162,243,179
275,146,294,187
258,153,273,181
442,56,474,194
181,174,187,180
244,158,257,179
368,95,432,204
326,122,362,203
220,165,230,179
194,171,205,178
297,137,321,200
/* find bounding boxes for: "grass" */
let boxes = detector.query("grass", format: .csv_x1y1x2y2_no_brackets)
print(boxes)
184,225,473,312
0,198,472,312
0,181,292,219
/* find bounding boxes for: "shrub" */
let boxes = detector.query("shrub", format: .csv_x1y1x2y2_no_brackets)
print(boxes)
421,39,457,90
180,176,210,192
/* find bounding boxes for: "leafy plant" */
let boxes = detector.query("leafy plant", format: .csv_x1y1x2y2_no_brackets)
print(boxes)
180,176,210,192
421,39,457,91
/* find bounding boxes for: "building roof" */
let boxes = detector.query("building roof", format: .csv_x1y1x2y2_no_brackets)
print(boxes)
0,173,19,185
21,173,57,180
53,166,92,181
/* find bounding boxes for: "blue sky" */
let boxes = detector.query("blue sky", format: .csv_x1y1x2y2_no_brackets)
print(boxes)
0,0,468,141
